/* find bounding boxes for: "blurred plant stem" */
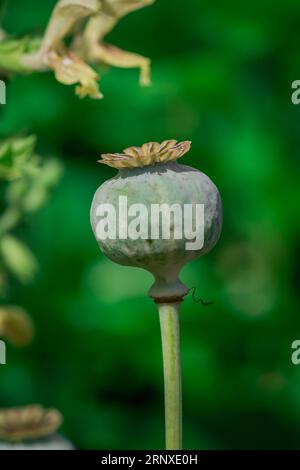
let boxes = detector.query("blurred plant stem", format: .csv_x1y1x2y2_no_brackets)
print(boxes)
158,302,182,450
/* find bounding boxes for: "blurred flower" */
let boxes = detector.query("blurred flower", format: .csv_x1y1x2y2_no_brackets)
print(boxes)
1,0,154,98
37,0,102,98
0,306,34,347
105,0,154,17
0,405,73,449
47,49,102,99
82,0,154,87
41,0,101,51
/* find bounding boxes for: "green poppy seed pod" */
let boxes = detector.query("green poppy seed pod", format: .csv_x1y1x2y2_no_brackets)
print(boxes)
90,140,222,302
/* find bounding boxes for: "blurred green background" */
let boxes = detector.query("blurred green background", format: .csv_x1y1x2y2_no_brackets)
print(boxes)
1,0,300,450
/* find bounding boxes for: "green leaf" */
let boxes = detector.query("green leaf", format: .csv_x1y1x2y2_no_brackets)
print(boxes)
0,305,34,347
0,141,12,166
0,135,36,180
0,235,38,283
5,157,63,212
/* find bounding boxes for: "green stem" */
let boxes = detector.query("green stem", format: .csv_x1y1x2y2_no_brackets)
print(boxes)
157,302,182,450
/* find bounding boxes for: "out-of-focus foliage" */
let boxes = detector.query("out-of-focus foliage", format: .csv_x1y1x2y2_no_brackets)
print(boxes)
0,134,61,351
0,135,62,291
0,135,37,180
0,0,300,450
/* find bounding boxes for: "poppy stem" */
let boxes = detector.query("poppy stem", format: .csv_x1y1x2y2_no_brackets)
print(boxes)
158,302,182,450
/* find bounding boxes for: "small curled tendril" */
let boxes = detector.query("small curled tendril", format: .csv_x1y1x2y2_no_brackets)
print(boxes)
188,287,214,306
